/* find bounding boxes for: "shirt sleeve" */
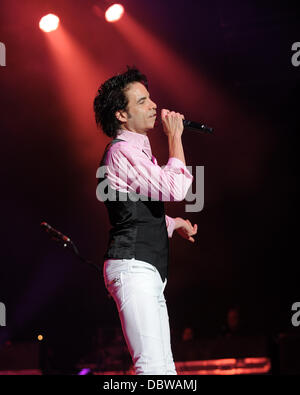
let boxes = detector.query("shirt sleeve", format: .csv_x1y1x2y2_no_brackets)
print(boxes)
105,142,193,201
165,215,176,238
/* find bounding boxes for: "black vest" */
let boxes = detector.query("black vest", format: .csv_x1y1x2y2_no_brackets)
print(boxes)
98,138,169,282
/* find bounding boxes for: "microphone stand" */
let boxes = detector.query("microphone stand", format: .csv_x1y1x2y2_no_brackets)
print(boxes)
41,227,101,276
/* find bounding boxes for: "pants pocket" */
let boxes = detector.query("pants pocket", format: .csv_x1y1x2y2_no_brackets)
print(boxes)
106,275,121,288
105,272,125,309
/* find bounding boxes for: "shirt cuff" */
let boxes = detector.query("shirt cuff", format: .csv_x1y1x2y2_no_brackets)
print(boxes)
166,157,193,178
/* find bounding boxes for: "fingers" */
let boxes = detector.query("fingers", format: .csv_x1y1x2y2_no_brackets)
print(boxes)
161,108,185,120
161,109,170,118
189,225,197,242
185,219,197,235
184,220,198,243
161,109,185,138
175,218,198,242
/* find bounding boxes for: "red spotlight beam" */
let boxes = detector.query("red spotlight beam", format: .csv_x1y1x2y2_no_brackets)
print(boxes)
42,26,110,166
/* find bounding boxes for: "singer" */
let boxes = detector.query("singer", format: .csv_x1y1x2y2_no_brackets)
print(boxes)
94,66,197,375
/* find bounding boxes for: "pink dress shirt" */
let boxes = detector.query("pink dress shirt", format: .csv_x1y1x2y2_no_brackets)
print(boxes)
103,129,193,238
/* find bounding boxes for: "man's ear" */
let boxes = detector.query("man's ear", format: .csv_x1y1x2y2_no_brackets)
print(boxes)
115,110,127,123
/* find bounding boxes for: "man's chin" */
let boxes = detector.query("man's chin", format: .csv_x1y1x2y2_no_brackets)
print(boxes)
149,118,158,130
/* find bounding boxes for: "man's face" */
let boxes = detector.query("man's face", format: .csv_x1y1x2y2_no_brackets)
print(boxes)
117,82,157,135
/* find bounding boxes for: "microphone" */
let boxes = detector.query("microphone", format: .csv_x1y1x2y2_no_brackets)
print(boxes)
40,222,71,243
183,119,213,133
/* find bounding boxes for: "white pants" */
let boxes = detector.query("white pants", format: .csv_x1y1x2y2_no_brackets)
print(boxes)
103,258,177,375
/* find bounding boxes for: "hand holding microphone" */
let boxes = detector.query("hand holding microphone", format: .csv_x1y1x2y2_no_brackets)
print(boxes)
161,109,185,139
161,108,213,135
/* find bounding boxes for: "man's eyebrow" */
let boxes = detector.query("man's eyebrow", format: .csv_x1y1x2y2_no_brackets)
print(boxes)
137,96,147,103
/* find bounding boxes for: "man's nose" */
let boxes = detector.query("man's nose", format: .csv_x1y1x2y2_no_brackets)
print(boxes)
150,99,157,109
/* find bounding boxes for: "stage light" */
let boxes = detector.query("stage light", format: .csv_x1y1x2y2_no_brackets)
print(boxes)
105,4,124,23
39,14,60,33
37,334,43,341
78,368,93,375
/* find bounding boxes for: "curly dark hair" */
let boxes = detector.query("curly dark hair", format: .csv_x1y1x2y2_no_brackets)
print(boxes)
93,66,148,139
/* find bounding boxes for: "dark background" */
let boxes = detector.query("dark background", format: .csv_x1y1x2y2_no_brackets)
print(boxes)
0,0,299,369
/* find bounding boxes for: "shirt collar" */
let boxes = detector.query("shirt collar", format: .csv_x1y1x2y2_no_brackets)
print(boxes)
116,129,152,159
